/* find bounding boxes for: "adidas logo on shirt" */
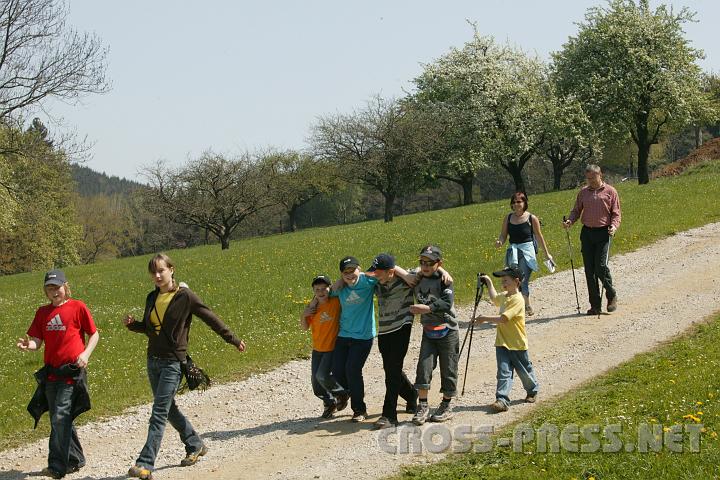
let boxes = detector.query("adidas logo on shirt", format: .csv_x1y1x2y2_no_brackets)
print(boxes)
346,290,362,305
319,311,332,323
46,314,66,331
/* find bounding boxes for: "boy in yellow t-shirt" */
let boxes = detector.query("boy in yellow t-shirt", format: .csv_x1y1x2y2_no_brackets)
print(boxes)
473,266,539,413
301,275,349,419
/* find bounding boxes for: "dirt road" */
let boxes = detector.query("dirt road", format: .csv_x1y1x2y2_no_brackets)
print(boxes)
2,223,720,480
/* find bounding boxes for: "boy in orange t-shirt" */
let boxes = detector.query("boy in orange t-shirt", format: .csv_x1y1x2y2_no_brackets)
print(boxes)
301,275,349,419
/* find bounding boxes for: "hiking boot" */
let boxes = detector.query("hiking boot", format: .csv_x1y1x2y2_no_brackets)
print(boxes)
607,295,617,313
128,465,153,479
372,416,398,430
40,467,63,479
412,402,430,425
525,394,537,404
351,411,367,423
586,307,600,316
429,400,454,422
490,400,509,413
321,403,337,419
335,392,350,412
180,445,208,467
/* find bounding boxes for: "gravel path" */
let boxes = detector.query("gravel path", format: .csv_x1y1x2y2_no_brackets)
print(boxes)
2,222,720,480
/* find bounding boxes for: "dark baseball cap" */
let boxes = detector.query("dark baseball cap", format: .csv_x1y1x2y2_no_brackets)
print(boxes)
311,275,332,287
368,253,396,272
339,256,360,272
492,266,523,281
44,269,67,286
419,245,442,262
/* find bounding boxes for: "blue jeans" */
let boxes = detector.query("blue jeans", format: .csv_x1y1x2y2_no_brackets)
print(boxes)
136,357,204,470
506,249,533,297
495,346,539,406
415,329,460,398
311,350,345,407
45,380,85,475
332,337,373,414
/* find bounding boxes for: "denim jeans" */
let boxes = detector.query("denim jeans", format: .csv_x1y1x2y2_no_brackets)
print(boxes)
136,357,204,470
580,226,616,309
414,329,460,398
45,380,85,475
332,336,373,414
506,249,534,297
495,346,539,406
378,323,416,422
311,350,345,407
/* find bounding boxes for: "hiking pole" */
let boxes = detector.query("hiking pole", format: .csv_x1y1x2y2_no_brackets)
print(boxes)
460,273,485,396
563,216,582,314
598,233,613,319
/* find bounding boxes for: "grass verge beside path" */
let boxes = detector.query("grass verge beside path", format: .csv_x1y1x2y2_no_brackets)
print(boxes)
1,161,719,450
395,313,720,480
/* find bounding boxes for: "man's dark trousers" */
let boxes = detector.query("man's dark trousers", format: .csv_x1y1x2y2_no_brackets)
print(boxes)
378,323,416,422
580,226,616,310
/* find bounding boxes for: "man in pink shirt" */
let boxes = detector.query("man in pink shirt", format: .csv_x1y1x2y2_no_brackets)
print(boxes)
562,164,621,315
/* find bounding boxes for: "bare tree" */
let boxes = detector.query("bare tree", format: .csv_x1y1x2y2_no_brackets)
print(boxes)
312,96,436,222
260,149,338,232
0,0,109,121
141,152,275,250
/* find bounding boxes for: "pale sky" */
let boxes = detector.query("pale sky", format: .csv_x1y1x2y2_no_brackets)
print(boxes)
39,1,720,181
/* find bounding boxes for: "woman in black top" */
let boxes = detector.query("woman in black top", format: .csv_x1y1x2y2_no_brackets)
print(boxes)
495,192,553,316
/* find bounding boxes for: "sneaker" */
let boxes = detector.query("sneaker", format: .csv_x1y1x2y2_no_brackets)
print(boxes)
66,463,83,474
490,400,508,413
586,307,600,316
607,296,617,313
525,394,537,404
128,465,153,479
40,467,63,479
412,402,430,425
321,403,337,419
525,304,534,317
429,400,454,422
372,416,397,430
351,411,367,423
335,392,350,412
180,445,208,467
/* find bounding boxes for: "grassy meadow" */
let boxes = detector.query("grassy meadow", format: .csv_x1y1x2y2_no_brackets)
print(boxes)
1,161,720,449
395,313,720,480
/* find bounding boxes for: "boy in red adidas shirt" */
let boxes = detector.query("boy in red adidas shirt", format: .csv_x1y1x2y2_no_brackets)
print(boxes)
17,270,99,479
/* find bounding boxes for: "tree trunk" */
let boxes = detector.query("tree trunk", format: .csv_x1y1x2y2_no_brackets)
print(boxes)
220,235,230,250
288,205,298,232
552,162,563,191
635,123,651,185
460,173,474,205
383,193,395,222
502,162,526,193
695,125,703,149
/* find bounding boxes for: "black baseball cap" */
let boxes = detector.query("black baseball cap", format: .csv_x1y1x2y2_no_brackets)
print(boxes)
44,269,67,286
492,266,523,281
311,275,332,287
339,256,360,272
368,253,395,272
419,245,442,262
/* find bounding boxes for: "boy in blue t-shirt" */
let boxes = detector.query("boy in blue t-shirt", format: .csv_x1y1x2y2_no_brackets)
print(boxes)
330,256,378,422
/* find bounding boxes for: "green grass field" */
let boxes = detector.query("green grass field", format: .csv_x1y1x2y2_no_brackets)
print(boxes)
394,313,720,480
1,162,720,449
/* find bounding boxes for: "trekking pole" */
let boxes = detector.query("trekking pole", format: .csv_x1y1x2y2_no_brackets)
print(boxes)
598,233,613,319
563,216,582,314
460,273,484,396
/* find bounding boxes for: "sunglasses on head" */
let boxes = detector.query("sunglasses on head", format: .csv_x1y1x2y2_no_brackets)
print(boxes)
419,259,437,266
